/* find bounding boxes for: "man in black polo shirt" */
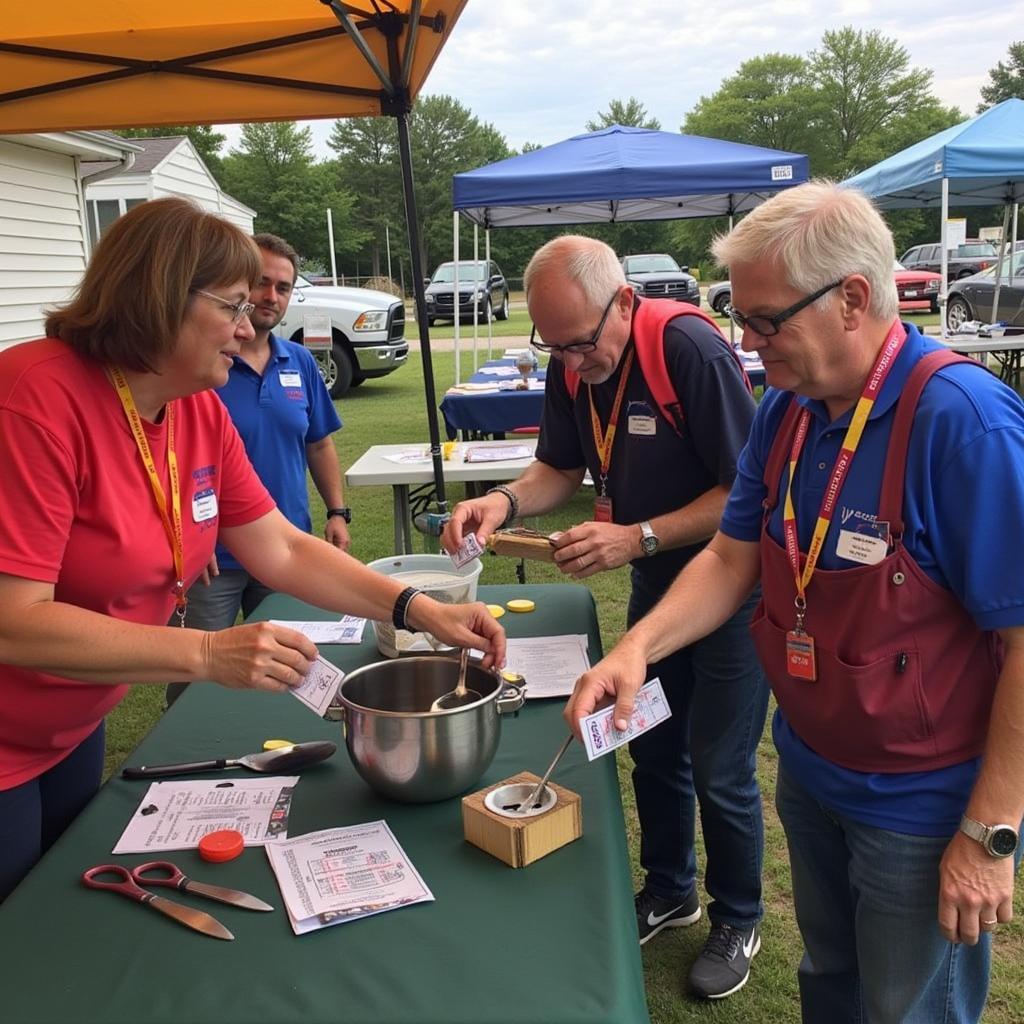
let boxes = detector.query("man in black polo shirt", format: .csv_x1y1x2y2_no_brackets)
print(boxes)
442,235,768,1000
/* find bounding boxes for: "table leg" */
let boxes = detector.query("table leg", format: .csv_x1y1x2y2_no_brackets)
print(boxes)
392,485,414,555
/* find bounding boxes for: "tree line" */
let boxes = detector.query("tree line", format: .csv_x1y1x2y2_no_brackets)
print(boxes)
117,31,1024,288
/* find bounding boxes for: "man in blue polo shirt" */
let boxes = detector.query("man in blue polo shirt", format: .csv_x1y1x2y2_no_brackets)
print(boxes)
167,233,348,706
567,182,1024,1024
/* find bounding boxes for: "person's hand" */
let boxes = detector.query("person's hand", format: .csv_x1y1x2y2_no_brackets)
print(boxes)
409,597,506,669
324,516,351,551
551,521,639,579
564,637,649,737
200,621,319,693
441,493,510,554
937,830,1016,945
198,553,220,587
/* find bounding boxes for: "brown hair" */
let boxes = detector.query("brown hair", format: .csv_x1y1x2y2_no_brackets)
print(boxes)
252,232,299,281
46,197,262,372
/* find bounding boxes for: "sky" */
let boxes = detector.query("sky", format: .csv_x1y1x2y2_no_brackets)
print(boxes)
220,1,1019,160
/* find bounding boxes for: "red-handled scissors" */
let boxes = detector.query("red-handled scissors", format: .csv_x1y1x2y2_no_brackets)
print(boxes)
131,861,273,912
81,865,234,941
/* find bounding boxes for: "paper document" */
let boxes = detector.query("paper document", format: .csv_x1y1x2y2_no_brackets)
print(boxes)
383,449,433,465
580,678,671,760
463,443,534,463
266,821,434,935
477,365,518,376
501,634,591,699
498,378,545,391
270,617,366,645
291,655,345,717
113,777,299,854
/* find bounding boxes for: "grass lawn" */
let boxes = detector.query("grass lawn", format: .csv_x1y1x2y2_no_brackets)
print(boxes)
104,334,1023,1023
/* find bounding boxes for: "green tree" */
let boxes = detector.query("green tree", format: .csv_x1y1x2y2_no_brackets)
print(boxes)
807,28,935,174
979,41,1024,110
585,97,661,131
219,122,365,270
115,125,226,178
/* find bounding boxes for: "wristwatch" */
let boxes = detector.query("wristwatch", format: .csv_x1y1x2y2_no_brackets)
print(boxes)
959,815,1019,858
326,507,352,523
638,520,659,557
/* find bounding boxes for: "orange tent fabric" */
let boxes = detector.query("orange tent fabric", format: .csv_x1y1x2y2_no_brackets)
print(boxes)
0,2,467,133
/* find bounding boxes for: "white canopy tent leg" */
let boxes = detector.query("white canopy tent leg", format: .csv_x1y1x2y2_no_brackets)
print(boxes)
728,213,735,346
991,205,1011,323
472,224,480,374
940,178,949,341
485,228,494,361
453,209,461,384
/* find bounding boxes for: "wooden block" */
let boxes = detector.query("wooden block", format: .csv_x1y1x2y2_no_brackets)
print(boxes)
462,771,582,868
487,531,556,563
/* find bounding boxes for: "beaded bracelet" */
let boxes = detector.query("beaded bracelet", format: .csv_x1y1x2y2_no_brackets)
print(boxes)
392,586,423,632
486,484,519,526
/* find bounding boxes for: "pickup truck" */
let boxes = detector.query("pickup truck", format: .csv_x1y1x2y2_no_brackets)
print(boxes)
278,274,408,398
621,253,701,305
899,241,997,282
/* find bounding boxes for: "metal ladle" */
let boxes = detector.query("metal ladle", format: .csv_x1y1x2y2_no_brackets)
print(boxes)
429,648,482,711
517,734,574,815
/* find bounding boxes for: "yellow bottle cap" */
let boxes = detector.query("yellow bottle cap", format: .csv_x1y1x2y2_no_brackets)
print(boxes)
262,739,295,751
486,604,506,618
506,599,536,613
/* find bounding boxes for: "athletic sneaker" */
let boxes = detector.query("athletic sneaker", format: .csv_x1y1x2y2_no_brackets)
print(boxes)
687,921,761,999
634,887,701,945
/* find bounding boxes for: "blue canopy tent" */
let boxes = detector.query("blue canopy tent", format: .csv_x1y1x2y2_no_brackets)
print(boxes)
844,98,1024,330
446,125,809,375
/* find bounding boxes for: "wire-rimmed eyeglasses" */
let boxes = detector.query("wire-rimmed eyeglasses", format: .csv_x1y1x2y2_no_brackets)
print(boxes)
530,289,620,355
724,279,845,338
192,289,256,325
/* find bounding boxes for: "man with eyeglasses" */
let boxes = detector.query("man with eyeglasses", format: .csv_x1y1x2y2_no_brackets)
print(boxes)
566,182,1024,1024
167,233,349,706
442,235,768,1000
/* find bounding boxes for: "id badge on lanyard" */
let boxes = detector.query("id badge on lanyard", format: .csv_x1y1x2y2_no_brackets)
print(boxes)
588,349,634,528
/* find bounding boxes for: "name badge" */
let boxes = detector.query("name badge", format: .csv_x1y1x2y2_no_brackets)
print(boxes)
786,630,817,681
836,528,887,566
279,371,302,388
192,488,218,523
594,495,613,522
628,415,656,436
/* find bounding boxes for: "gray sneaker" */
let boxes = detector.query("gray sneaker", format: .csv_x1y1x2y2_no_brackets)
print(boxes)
634,887,701,946
687,921,761,999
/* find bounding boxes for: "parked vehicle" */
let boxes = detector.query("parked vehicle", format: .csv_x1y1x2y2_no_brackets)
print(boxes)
707,262,943,317
899,240,997,281
946,253,1024,332
424,260,510,325
279,274,408,398
621,254,700,305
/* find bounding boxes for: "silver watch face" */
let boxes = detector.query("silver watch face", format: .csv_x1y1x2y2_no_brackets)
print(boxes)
641,534,658,555
989,826,1019,858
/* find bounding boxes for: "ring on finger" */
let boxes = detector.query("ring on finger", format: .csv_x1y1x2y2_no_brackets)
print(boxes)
982,918,999,927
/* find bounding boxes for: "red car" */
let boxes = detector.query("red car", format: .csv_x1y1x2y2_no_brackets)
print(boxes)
894,260,942,313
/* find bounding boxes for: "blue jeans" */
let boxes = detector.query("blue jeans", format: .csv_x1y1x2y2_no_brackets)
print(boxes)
627,572,768,928
775,766,999,1024
0,722,105,902
165,569,274,707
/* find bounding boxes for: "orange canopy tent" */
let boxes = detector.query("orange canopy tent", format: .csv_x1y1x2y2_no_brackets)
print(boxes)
0,1,468,510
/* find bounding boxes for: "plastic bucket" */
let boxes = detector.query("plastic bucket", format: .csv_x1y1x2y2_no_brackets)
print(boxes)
367,553,483,658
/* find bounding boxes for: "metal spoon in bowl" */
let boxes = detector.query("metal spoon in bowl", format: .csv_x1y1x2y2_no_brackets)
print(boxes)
517,734,574,815
429,647,482,711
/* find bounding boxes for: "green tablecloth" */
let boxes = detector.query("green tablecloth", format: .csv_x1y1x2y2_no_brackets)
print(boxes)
0,584,649,1024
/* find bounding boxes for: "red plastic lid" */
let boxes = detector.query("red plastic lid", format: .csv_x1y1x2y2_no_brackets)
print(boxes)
198,829,245,863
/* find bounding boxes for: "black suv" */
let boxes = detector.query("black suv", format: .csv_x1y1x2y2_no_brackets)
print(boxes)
621,253,700,305
424,260,510,324
900,241,997,281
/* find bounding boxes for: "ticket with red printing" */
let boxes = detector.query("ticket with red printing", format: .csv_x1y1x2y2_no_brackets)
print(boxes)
580,678,671,761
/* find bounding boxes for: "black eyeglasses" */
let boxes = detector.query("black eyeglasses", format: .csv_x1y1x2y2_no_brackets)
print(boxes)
530,289,620,355
192,289,256,325
724,279,845,338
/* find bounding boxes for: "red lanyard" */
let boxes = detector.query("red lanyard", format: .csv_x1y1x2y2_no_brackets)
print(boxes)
108,367,187,625
588,348,634,497
782,319,907,627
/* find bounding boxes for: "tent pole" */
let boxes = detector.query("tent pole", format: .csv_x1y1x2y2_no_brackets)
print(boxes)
472,223,480,374
485,228,493,361
991,205,1011,322
395,106,447,512
453,211,461,384
940,178,949,341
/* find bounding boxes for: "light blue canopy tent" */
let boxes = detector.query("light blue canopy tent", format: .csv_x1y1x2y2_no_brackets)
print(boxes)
446,125,809,375
844,98,1024,328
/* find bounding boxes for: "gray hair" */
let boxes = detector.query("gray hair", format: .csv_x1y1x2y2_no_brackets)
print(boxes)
711,180,899,321
523,235,626,310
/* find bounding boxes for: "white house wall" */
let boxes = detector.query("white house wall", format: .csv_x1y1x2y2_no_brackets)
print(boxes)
0,139,87,349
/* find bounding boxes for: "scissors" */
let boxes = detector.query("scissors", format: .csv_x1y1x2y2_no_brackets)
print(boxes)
130,861,273,912
82,864,234,941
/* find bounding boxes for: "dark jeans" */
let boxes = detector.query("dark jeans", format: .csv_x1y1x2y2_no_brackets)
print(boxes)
0,721,105,902
627,571,768,927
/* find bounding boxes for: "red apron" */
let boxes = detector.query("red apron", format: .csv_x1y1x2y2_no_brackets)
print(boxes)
751,350,1003,772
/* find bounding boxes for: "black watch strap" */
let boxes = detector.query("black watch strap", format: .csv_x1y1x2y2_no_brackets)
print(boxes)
326,507,352,523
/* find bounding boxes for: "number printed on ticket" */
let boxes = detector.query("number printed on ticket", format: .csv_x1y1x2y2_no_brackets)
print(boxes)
580,678,671,761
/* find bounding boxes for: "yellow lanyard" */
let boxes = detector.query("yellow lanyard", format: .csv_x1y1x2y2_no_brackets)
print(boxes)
587,348,635,496
108,367,187,625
